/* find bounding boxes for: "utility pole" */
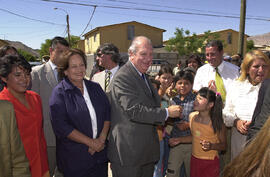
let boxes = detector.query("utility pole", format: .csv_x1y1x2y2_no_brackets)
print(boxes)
66,14,71,44
54,8,71,44
238,0,246,57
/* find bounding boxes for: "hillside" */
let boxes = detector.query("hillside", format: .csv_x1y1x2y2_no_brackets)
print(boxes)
5,40,40,57
248,32,270,46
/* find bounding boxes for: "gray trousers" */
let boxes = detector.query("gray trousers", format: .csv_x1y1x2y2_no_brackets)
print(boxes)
47,146,57,177
167,143,192,177
231,127,247,160
111,162,155,177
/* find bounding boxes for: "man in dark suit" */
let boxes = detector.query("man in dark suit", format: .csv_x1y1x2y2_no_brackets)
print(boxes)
247,78,270,140
107,36,182,177
31,36,69,176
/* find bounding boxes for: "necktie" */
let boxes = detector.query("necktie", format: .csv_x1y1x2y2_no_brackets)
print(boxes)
215,67,226,102
105,70,112,91
141,74,151,93
141,73,145,80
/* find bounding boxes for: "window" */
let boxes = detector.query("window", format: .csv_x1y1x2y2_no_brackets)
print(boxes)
94,33,97,42
227,32,232,44
127,25,135,40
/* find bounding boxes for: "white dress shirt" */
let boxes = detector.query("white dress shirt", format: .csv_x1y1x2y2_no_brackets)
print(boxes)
48,60,58,82
193,61,239,92
223,79,261,127
82,81,98,138
108,65,119,80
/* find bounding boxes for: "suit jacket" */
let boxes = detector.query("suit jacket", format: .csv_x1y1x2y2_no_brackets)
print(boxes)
31,61,58,146
247,79,270,140
92,66,120,92
0,100,30,177
107,61,167,166
92,70,107,90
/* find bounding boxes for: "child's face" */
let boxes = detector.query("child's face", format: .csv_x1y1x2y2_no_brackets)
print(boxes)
188,58,199,70
159,73,173,89
175,79,193,96
193,94,210,111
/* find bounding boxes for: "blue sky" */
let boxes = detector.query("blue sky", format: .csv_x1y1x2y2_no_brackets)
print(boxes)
1,0,270,49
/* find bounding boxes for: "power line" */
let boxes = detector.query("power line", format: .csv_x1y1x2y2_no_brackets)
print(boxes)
104,0,270,19
0,7,65,26
45,0,270,20
40,0,270,22
79,6,96,37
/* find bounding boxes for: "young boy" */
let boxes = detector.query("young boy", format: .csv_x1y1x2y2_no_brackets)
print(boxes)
167,70,196,177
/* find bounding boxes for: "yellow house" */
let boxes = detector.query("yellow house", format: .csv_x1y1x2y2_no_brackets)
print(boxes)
83,21,166,54
197,29,249,55
76,40,85,52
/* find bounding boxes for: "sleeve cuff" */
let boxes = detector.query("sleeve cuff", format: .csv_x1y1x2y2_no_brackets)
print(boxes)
165,108,169,121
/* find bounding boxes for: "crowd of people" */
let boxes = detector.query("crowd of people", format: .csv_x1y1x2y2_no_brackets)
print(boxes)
0,36,270,177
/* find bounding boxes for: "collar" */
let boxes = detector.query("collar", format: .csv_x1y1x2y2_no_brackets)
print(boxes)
212,60,225,72
130,60,143,76
62,77,84,91
174,91,194,102
48,60,57,70
106,65,119,76
243,78,261,91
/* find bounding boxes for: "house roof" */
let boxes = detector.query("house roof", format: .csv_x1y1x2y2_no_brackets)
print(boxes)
196,28,250,37
83,21,166,37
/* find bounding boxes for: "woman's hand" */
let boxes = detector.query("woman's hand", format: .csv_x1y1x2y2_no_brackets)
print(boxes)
91,139,105,152
234,119,251,135
88,147,95,155
200,140,212,151
87,138,104,155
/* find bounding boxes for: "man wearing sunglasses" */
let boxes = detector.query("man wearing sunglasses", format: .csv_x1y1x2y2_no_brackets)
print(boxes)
92,43,121,92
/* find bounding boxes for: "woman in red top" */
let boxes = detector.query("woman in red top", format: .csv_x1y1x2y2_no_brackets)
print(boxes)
0,55,49,177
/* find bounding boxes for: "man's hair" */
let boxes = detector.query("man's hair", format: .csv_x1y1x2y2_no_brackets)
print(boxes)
96,43,120,64
51,36,69,49
128,36,152,56
173,70,194,85
206,40,223,52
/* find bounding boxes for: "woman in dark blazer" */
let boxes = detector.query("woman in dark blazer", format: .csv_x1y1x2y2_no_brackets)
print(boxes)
49,49,110,177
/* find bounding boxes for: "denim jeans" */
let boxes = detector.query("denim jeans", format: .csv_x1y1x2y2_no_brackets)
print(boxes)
163,133,171,177
153,140,164,177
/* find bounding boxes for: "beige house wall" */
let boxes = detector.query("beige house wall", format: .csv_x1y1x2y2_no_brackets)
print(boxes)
85,32,100,54
83,21,164,54
207,29,248,55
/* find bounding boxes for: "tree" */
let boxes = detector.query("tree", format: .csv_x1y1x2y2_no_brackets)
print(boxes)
246,40,255,52
165,28,220,56
39,39,51,57
17,49,37,62
39,35,81,57
68,35,81,48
